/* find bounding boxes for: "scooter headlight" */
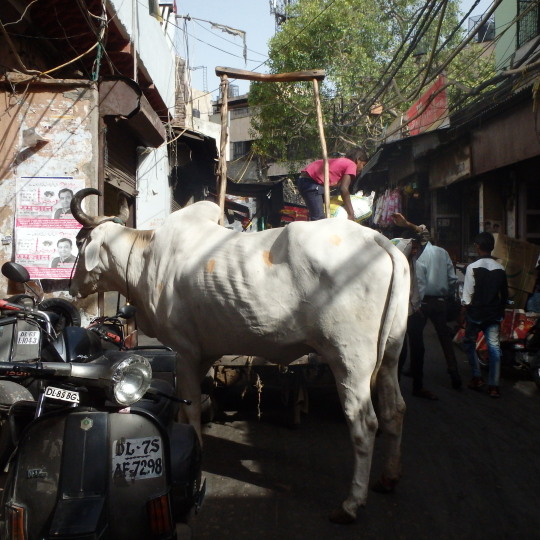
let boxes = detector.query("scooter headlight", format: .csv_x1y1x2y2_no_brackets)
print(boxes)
110,355,152,406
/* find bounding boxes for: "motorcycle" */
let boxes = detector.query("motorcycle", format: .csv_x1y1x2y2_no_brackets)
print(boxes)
492,317,540,390
0,263,205,539
454,262,540,390
526,318,540,389
472,312,540,390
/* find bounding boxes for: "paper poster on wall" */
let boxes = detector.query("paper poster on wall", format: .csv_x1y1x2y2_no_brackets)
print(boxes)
15,177,84,279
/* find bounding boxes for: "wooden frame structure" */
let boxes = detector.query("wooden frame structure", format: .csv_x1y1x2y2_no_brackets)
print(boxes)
215,66,328,225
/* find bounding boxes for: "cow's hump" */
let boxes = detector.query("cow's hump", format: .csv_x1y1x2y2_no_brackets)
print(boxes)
169,200,221,225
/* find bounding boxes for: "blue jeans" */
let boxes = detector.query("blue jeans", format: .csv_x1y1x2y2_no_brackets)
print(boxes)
297,177,325,220
463,317,502,387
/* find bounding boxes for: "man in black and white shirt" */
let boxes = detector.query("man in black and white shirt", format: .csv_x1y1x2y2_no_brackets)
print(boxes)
461,232,508,398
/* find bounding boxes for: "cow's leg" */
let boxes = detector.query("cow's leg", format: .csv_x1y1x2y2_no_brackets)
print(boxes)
327,359,379,524
371,356,406,493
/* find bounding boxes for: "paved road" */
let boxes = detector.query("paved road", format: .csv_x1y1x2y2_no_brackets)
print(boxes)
189,323,540,540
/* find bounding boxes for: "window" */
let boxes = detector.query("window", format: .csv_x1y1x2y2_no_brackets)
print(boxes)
232,141,252,160
518,0,540,48
468,15,495,43
231,107,250,119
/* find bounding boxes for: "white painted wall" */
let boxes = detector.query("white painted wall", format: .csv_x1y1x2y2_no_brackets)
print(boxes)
0,86,99,303
186,88,221,143
110,0,176,111
136,144,171,229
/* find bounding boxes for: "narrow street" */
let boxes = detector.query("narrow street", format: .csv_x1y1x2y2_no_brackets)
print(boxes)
189,323,540,540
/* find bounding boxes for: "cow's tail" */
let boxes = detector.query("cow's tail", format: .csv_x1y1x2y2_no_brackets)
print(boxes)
370,236,408,388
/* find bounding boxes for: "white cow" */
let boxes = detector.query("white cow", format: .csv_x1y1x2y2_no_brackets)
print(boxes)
69,188,409,524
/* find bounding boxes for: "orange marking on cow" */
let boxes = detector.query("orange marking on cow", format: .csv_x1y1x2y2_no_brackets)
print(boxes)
330,235,342,246
262,251,273,267
206,259,216,273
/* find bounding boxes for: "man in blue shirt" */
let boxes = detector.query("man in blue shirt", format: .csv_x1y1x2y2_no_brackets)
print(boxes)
392,213,462,399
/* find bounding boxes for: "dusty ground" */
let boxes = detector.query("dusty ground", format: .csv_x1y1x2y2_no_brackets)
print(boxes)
188,324,540,540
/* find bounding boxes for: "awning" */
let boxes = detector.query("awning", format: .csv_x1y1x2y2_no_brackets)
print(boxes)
99,77,166,147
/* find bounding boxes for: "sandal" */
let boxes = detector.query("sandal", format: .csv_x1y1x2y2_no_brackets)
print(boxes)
412,389,438,400
488,386,500,398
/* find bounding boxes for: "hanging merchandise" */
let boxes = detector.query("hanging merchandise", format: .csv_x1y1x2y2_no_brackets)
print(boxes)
373,188,402,228
372,189,387,226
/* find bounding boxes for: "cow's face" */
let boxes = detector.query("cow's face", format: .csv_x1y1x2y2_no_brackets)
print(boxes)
69,226,108,298
69,188,129,298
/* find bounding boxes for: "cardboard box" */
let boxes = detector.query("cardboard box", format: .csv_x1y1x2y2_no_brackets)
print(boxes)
492,234,540,294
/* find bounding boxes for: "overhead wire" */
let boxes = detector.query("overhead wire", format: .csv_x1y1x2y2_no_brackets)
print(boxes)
325,0,447,131
74,0,109,80
154,0,540,157
3,0,526,150
170,0,508,136
2,0,39,27
360,0,443,110
375,1,540,144
357,0,501,126
404,0,449,101
190,18,267,58
402,0,535,109
401,0,504,100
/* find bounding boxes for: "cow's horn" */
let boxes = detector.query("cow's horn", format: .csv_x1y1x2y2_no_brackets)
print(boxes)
70,188,103,227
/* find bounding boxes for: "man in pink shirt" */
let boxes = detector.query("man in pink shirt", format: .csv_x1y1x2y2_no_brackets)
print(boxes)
297,147,368,220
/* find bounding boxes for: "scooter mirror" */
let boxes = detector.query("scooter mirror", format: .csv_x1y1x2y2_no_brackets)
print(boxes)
118,304,136,319
2,262,30,283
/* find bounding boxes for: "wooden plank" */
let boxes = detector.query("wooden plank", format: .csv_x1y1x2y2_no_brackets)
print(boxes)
218,75,229,226
312,78,330,217
215,66,325,82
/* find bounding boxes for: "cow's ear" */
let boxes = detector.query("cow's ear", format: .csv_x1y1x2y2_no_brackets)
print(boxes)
84,229,104,271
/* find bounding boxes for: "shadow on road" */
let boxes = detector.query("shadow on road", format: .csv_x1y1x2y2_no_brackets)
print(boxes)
190,323,540,540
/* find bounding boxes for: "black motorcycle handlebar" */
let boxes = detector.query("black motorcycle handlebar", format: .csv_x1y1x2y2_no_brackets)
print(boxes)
0,358,111,385
0,299,33,313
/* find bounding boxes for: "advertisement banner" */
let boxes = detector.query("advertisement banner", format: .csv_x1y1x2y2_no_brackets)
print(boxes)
15,177,84,279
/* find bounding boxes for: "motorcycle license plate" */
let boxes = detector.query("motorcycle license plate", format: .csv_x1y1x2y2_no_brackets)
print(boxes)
44,386,80,403
17,330,40,345
112,437,163,480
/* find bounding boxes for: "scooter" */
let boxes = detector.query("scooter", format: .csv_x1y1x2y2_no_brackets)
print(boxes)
0,263,205,539
504,317,540,390
476,316,540,390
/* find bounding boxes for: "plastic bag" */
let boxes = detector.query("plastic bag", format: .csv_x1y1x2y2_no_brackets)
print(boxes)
330,191,374,223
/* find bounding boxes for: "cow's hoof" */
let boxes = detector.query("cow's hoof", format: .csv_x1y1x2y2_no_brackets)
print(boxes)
328,507,356,524
371,476,397,494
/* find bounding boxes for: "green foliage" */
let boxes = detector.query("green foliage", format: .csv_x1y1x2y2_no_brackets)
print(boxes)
249,0,495,163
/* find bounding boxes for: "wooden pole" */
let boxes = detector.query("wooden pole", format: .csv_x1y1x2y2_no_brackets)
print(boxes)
217,74,229,226
312,78,330,218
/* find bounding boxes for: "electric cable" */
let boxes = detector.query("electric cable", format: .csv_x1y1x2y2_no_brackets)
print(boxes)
383,0,537,117
360,0,442,109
